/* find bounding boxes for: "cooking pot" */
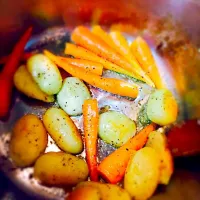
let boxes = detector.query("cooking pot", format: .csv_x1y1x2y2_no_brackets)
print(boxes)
0,0,200,199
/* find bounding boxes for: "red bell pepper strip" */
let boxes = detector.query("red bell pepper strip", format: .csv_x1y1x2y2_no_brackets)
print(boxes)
0,27,32,118
0,52,33,65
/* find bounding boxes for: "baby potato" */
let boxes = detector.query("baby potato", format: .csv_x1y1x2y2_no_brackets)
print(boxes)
147,89,178,125
9,114,48,167
27,54,62,95
43,107,83,154
14,65,55,102
67,186,101,200
99,111,136,147
77,181,131,200
146,131,173,185
124,147,160,200
34,152,89,186
57,77,91,116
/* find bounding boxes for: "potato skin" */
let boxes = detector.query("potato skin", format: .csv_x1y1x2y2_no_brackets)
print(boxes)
14,65,55,102
66,186,101,200
146,130,173,185
147,89,178,125
34,152,89,186
57,77,91,116
27,54,62,95
77,181,131,200
124,147,160,200
99,111,136,147
9,114,48,167
43,107,83,154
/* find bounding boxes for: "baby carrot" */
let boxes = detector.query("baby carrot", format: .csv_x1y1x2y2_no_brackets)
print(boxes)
44,50,139,98
83,99,99,181
98,123,156,184
92,26,154,86
65,43,137,79
109,32,155,87
130,36,166,89
0,27,32,118
57,57,103,75
71,26,140,78
92,25,116,50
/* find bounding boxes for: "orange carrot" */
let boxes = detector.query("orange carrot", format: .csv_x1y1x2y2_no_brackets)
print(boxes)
130,36,166,89
58,57,103,75
83,99,99,181
65,43,138,79
92,26,154,86
109,32,155,87
98,124,156,184
71,26,140,79
0,27,32,118
92,25,116,50
44,50,138,98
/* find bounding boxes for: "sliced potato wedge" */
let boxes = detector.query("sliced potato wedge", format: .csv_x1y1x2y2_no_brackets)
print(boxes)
124,147,160,200
14,65,54,102
77,181,131,200
9,114,48,167
147,89,178,125
57,77,91,116
27,54,62,95
99,111,136,147
43,107,83,154
146,130,173,184
34,152,89,186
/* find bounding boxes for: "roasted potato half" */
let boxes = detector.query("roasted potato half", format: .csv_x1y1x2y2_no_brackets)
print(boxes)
146,130,173,184
124,147,160,200
67,186,101,200
43,107,83,154
99,111,136,147
77,181,131,200
9,114,48,167
27,54,62,95
34,152,89,186
57,77,91,116
147,89,178,125
14,65,55,102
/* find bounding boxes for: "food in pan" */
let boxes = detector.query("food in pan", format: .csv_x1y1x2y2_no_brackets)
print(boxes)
1,25,180,200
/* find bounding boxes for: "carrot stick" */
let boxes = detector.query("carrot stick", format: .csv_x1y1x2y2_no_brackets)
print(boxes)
83,99,99,181
57,57,103,75
65,43,139,79
0,52,34,65
71,26,141,79
109,32,155,87
98,124,156,184
0,27,32,118
130,36,166,89
44,50,139,98
92,26,154,86
92,25,116,50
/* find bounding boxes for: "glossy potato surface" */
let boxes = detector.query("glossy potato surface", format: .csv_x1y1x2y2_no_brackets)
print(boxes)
9,114,48,167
